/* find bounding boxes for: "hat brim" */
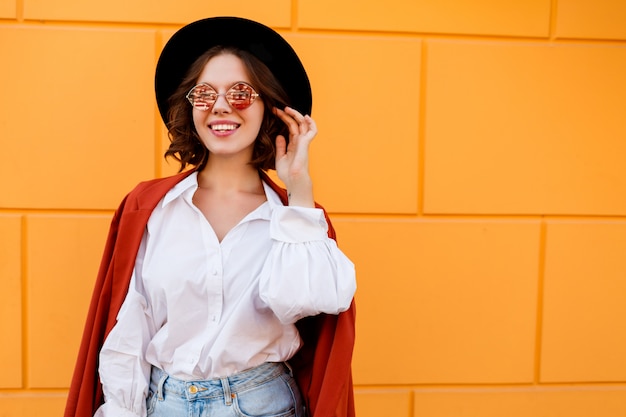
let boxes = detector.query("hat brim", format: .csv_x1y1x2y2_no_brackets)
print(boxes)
155,16,312,123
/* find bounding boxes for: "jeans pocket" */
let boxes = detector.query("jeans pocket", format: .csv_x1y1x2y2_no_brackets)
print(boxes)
232,374,298,417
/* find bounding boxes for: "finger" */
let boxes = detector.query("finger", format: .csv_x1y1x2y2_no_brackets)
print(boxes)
290,114,316,143
283,106,305,121
274,108,303,140
302,115,317,137
273,107,298,131
283,107,310,135
275,134,287,158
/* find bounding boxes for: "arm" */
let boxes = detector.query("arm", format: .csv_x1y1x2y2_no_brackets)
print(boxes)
265,108,356,324
259,205,356,324
260,107,356,323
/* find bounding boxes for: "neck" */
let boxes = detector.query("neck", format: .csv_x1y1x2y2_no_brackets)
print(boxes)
197,158,262,193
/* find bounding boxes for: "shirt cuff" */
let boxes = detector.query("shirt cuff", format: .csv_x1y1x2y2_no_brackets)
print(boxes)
270,206,329,243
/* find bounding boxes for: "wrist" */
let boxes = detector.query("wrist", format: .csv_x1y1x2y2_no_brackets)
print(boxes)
286,177,314,208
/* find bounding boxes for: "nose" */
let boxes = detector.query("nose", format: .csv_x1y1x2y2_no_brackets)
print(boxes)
211,93,231,113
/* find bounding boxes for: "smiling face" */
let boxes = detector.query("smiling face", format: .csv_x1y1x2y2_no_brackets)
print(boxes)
191,53,264,164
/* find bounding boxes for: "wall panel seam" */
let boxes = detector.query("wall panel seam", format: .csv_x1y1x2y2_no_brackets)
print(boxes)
355,382,626,390
534,219,548,383
549,0,558,40
20,215,27,389
417,39,427,217
2,20,625,46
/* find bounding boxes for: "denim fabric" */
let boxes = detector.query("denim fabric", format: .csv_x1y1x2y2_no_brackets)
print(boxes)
146,362,305,417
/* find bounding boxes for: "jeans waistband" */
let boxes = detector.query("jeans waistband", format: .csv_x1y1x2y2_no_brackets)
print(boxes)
150,362,292,401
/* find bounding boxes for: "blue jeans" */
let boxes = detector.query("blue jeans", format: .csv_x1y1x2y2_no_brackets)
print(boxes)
147,362,305,417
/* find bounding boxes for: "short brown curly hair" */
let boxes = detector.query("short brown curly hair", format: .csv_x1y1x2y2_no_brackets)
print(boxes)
164,46,292,172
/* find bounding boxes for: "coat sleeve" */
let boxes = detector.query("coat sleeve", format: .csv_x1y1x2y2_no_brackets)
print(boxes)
65,204,155,416
308,206,357,417
64,196,128,417
293,301,357,417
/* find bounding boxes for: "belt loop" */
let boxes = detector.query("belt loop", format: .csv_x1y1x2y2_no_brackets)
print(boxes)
284,361,294,377
221,377,232,405
157,371,168,401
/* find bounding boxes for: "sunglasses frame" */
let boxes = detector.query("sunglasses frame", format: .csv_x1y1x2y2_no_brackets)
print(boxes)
186,81,260,111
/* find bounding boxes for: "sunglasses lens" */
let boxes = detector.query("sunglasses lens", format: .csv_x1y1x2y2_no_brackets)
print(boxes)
187,84,217,110
226,83,257,109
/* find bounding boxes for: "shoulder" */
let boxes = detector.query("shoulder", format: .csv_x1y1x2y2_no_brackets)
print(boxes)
124,170,194,203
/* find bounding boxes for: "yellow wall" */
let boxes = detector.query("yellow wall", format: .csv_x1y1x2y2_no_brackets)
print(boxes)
1,0,626,416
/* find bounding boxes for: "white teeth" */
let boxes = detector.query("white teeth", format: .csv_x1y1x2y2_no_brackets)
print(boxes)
211,124,239,132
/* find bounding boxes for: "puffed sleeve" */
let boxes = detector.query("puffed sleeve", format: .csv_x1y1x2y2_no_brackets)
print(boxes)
259,206,356,324
95,236,154,417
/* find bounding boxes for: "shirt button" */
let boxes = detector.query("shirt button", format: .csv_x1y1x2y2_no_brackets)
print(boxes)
189,386,198,394
212,269,218,275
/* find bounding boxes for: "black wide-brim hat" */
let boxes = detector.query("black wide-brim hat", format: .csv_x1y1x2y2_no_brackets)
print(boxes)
155,16,312,124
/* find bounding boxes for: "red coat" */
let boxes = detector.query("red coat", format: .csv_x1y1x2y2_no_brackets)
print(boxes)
64,170,356,417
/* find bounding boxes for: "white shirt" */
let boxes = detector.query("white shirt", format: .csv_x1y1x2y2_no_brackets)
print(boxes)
95,172,356,417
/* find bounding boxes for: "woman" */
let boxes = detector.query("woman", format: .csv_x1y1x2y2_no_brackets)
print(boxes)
64,16,357,417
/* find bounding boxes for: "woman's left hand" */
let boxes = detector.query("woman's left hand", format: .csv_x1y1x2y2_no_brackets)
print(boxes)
274,106,316,208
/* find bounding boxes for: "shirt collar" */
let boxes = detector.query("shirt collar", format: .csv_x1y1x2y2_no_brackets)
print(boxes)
162,170,199,207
